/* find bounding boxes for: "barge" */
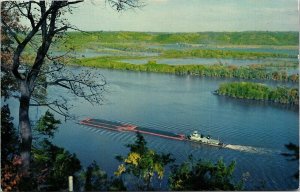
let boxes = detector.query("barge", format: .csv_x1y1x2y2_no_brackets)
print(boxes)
79,118,224,147
80,118,185,140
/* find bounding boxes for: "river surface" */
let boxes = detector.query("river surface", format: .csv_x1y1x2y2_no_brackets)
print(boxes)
7,66,299,190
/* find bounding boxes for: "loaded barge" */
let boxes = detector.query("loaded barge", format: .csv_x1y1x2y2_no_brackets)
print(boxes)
80,118,224,147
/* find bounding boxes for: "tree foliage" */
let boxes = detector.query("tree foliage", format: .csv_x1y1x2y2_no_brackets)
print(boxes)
35,110,61,138
1,105,23,191
32,139,81,190
1,105,18,164
30,111,82,190
115,133,174,190
76,57,299,83
169,155,242,191
1,1,21,100
216,82,299,105
83,161,109,191
0,108,83,191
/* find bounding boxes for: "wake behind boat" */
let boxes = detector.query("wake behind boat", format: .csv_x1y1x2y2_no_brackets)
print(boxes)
79,118,225,148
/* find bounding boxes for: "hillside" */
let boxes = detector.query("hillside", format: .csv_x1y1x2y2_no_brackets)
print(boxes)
65,31,298,46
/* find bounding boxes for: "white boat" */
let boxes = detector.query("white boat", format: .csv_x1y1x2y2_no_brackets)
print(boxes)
187,131,224,147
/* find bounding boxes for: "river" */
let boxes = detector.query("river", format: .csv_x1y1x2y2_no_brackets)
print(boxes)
7,66,299,190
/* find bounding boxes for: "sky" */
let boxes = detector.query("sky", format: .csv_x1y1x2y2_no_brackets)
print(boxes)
67,0,299,32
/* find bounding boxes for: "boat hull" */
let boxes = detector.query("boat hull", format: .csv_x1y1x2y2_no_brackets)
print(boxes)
186,135,225,147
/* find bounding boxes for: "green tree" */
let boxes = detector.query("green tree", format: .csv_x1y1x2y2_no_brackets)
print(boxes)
82,161,109,191
32,139,81,190
216,82,298,105
169,155,242,191
115,133,174,190
79,160,126,191
32,111,81,190
35,110,61,138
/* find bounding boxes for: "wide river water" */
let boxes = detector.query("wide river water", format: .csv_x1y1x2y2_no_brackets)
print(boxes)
8,66,299,190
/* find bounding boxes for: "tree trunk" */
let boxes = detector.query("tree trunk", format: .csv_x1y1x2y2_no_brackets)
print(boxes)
19,81,32,176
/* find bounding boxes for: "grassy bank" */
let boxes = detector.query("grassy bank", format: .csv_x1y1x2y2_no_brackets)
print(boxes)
216,82,299,105
74,57,299,82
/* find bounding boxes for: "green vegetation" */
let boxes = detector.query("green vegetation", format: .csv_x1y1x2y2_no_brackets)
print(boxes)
32,139,81,190
1,105,18,165
162,49,295,59
113,133,242,191
1,105,21,191
115,132,174,190
62,32,298,61
74,57,299,82
65,31,298,46
216,82,299,105
250,62,299,68
35,110,61,138
169,155,242,190
31,111,82,190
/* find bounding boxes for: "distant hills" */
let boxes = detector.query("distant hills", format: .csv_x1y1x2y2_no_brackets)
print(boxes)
66,31,298,46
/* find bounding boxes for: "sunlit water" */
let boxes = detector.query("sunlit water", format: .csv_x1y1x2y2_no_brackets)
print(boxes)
7,67,299,190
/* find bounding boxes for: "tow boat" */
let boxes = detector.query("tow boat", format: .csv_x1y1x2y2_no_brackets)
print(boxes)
187,131,225,147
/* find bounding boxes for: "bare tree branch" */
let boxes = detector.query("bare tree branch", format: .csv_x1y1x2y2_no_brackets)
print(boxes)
12,2,28,19
67,0,84,6
30,97,72,119
8,1,82,81
27,2,36,28
52,26,69,34
45,51,72,61
107,0,144,11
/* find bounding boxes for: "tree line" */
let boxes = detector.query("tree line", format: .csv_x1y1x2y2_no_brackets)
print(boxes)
76,57,299,83
162,49,294,59
216,82,299,105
